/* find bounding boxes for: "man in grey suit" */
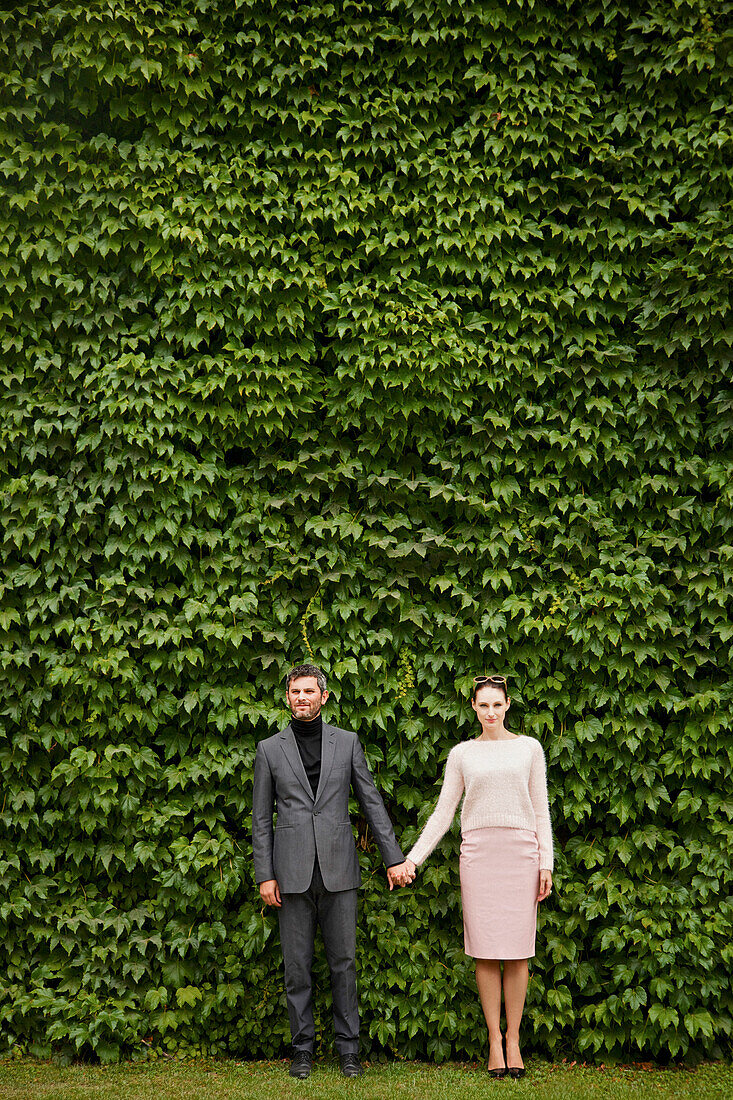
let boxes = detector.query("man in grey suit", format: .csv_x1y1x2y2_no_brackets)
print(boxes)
252,663,413,1078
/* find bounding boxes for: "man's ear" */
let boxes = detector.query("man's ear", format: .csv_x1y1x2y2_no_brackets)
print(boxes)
321,689,329,705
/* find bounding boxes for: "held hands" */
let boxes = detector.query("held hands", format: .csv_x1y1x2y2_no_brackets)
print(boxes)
538,869,552,902
387,859,416,890
259,879,282,908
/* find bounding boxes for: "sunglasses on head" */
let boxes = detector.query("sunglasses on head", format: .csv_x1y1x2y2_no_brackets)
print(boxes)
473,675,507,686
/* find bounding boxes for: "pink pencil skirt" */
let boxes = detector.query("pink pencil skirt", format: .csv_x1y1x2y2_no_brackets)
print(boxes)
459,827,540,960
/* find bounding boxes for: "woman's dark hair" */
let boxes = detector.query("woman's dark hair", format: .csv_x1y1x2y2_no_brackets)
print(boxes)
471,675,509,702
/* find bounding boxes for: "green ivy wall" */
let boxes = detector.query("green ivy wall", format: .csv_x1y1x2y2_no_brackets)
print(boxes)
1,0,731,1065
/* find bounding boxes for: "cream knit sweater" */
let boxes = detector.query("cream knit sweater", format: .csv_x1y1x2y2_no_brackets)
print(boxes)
406,735,554,871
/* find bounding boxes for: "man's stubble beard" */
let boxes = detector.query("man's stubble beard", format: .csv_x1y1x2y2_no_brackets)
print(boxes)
291,702,322,721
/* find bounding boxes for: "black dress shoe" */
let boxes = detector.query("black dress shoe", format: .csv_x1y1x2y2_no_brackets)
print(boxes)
340,1053,364,1077
289,1052,313,1078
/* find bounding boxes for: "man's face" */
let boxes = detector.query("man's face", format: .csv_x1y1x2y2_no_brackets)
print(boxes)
287,676,328,720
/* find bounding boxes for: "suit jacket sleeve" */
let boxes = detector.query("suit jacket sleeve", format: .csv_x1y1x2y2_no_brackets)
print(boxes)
350,735,404,868
252,742,275,884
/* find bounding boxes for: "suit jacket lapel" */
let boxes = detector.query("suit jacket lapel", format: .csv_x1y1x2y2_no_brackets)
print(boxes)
279,725,313,800
314,723,336,806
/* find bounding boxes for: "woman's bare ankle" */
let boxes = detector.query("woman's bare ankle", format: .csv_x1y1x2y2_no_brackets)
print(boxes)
504,1035,523,1067
487,1034,505,1069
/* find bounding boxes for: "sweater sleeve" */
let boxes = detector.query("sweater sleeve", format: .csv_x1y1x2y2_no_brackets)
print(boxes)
529,740,554,871
405,746,465,867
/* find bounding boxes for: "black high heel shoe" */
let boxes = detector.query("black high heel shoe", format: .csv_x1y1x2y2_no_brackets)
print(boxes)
505,1036,525,1079
488,1036,506,1078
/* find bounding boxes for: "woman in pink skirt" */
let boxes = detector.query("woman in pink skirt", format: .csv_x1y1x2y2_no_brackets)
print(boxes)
403,675,553,1078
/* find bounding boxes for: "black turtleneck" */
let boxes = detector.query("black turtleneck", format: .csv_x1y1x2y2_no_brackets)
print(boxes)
291,713,323,796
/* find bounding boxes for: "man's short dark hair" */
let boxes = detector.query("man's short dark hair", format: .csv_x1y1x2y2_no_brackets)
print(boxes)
285,664,327,693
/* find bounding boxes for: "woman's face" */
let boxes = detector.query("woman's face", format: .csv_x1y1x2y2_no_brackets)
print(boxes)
471,686,510,729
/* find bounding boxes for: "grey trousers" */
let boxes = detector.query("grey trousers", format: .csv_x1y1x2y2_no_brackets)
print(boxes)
278,860,359,1055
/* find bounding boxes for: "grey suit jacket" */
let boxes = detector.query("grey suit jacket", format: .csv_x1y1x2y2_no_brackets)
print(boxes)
252,721,404,893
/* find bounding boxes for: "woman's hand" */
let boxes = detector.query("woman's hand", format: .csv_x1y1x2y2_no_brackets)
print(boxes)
388,859,416,888
538,869,552,902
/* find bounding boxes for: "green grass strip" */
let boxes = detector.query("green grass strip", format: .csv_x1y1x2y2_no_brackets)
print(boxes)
0,1059,731,1100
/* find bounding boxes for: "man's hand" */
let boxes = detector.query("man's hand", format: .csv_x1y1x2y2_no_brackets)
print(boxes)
259,879,282,907
387,860,416,890
538,870,552,902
